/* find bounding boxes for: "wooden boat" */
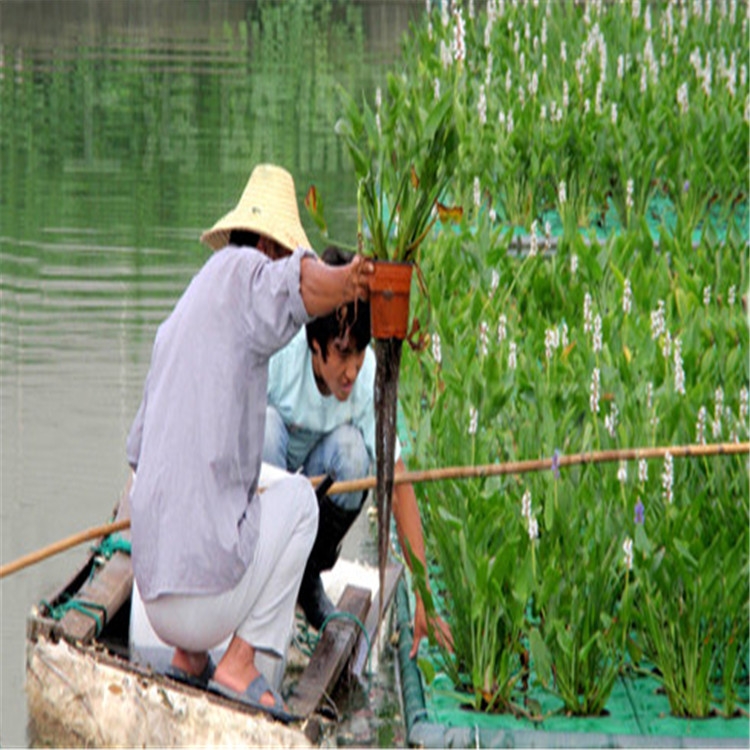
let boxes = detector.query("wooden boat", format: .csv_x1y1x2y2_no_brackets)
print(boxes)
26,472,403,747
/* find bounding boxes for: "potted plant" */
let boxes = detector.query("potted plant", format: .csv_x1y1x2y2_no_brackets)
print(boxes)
335,82,460,339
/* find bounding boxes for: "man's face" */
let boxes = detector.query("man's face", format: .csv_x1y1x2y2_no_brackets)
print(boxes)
311,337,366,402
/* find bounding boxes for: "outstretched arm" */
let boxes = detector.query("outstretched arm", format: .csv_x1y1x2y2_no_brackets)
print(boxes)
392,458,453,658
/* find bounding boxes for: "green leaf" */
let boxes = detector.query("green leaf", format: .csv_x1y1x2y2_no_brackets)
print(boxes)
528,627,552,687
634,523,652,556
418,657,436,686
673,538,698,567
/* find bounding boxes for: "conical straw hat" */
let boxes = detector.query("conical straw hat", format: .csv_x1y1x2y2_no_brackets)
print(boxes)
200,164,311,253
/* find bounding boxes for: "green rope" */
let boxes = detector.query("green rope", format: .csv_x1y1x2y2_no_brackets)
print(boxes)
89,532,131,581
40,595,108,637
318,610,371,655
293,609,374,689
92,532,131,559
293,613,319,658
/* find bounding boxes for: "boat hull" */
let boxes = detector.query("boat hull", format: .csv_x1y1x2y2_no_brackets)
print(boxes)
27,636,311,747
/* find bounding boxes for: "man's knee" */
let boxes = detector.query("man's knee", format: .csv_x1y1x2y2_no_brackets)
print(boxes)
282,474,319,541
331,424,370,480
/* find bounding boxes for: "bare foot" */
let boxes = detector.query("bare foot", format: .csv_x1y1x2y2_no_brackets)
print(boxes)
213,636,280,709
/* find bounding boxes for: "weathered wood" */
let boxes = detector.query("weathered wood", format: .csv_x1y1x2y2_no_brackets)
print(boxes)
351,562,403,679
287,585,371,717
57,476,133,643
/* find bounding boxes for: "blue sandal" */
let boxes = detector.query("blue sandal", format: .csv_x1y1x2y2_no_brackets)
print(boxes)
164,656,216,689
208,674,298,724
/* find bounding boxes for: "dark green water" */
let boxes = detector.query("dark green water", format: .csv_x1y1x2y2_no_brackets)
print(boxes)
0,2,420,744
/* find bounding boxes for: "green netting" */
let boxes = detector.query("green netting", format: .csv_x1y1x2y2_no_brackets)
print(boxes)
535,195,749,245
434,193,750,248
395,580,750,749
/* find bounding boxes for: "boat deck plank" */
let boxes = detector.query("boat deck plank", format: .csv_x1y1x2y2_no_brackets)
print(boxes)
288,584,371,718
59,477,133,643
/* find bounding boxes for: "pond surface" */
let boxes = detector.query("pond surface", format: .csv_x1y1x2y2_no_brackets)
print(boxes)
0,1,421,744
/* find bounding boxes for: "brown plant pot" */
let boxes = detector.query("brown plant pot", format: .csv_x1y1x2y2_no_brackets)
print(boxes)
369,260,413,340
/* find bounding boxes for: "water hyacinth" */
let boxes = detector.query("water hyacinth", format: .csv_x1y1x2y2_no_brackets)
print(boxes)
389,0,748,720
696,405,707,443
490,269,500,297
622,279,633,315
468,405,478,435
529,219,538,256
497,313,507,342
590,367,601,414
592,314,603,353
606,403,619,438
544,326,559,361
521,488,532,519
432,331,442,364
478,85,487,125
583,292,593,333
551,449,561,480
661,330,672,359
713,387,724,439
528,514,539,541
638,458,648,484
622,537,634,570
508,340,517,370
452,7,466,64
673,338,686,395
479,321,489,357
650,300,666,340
662,452,674,504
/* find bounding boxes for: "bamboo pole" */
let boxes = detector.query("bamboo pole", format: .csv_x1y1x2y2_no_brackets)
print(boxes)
2,441,747,579
325,440,750,495
0,519,131,579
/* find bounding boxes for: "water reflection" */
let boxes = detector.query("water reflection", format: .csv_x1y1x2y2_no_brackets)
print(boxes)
0,1,420,745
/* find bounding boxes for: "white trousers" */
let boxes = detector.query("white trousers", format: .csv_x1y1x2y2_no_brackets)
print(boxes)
144,474,317,659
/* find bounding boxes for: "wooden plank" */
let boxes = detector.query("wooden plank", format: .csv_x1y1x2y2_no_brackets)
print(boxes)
351,561,403,679
58,476,133,643
287,584,371,717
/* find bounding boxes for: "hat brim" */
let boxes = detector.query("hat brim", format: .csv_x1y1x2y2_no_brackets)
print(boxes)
200,210,310,253
200,165,311,253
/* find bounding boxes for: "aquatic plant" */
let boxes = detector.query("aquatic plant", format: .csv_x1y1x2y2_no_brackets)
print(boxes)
331,0,748,719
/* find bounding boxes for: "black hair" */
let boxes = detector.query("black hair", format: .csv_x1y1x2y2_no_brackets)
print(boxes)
305,246,371,361
229,229,261,248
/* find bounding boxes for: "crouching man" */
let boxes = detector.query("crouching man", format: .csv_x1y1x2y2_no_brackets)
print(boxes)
264,246,452,657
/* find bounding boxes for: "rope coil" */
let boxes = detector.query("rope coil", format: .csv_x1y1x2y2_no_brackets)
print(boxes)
39,596,108,637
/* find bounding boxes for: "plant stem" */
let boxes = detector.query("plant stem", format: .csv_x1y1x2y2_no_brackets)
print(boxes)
374,337,403,633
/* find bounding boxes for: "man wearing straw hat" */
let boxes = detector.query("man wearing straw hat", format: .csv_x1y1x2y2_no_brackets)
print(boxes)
126,164,372,721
